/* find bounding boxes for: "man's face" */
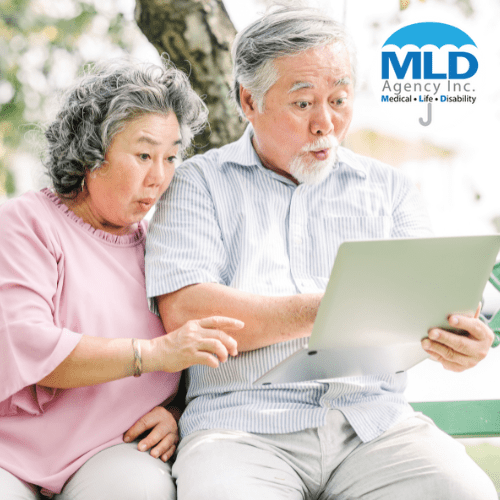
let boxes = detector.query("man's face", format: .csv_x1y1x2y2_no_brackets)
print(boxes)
241,43,354,184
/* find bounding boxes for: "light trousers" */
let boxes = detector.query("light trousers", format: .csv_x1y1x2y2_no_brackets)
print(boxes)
0,441,176,500
173,410,497,500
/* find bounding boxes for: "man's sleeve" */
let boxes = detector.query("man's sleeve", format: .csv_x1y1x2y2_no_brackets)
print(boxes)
391,171,433,238
145,161,228,301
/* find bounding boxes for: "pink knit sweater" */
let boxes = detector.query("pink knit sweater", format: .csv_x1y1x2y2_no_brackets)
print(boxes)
0,189,180,494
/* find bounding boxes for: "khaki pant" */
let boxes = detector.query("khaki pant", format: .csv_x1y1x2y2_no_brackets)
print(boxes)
173,410,497,500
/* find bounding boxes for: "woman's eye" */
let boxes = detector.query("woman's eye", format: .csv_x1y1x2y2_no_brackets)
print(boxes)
139,153,150,161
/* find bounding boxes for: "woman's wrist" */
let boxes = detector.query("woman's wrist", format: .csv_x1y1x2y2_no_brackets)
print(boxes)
139,337,161,374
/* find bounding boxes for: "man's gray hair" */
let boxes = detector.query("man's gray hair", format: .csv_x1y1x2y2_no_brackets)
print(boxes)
44,58,208,196
231,5,356,116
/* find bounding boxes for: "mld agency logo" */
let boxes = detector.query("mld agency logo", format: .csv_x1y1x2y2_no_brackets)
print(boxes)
380,22,478,125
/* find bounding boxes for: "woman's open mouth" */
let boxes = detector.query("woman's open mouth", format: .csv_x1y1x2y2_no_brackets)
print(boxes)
137,198,155,211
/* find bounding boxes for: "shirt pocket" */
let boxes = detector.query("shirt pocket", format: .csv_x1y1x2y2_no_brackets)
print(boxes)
311,215,393,278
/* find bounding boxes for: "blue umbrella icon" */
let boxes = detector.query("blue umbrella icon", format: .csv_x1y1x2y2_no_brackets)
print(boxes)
383,22,476,49
382,22,477,126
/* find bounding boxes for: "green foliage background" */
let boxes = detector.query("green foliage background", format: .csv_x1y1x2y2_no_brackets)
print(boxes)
0,0,152,198
0,0,480,200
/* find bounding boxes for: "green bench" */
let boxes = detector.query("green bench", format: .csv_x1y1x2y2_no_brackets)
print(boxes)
410,263,500,493
410,400,500,438
410,261,500,436
410,400,500,495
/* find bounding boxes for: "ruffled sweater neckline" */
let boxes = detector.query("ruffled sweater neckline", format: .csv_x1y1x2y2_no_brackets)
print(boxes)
41,188,146,246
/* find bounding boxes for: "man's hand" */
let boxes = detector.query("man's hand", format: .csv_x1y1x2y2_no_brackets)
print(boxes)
421,305,493,372
123,406,178,462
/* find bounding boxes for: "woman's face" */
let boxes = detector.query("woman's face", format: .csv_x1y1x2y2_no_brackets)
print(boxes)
84,112,181,235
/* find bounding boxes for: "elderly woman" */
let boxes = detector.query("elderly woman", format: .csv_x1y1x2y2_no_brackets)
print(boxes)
0,60,241,500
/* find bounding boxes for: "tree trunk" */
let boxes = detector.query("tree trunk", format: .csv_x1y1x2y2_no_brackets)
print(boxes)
135,0,246,154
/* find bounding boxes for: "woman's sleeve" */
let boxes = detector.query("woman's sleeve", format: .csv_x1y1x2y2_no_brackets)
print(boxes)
0,196,82,416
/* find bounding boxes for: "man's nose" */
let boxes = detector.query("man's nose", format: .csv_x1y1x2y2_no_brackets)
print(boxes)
310,104,334,136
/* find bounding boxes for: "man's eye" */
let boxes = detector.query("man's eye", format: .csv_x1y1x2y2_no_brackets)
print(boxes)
139,153,150,161
296,101,309,109
335,98,346,106
167,156,177,164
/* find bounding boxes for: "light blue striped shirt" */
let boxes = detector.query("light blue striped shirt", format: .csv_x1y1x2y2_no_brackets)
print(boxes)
146,125,432,442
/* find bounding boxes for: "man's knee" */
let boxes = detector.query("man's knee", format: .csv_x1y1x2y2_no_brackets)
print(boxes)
401,419,498,500
173,433,246,500
327,415,498,500
428,458,497,500
173,430,304,500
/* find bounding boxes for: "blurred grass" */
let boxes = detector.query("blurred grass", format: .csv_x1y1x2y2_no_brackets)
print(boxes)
460,438,500,493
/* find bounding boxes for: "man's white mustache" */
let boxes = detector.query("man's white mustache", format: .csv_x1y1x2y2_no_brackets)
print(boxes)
301,136,339,153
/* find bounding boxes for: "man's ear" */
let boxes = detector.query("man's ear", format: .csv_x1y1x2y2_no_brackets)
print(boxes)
240,85,257,122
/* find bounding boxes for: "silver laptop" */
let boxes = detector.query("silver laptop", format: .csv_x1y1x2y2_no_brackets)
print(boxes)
254,235,500,385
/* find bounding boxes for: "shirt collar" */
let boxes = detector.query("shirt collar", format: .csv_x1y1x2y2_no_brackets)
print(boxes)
219,124,367,180
219,125,261,168
337,147,368,179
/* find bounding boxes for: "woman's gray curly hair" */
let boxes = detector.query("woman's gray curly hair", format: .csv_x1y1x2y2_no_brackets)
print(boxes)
44,58,208,196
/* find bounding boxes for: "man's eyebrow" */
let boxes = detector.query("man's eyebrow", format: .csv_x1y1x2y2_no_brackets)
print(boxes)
288,81,313,93
288,77,351,94
336,77,351,86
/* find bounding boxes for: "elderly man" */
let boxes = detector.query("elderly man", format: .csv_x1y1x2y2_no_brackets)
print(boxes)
146,6,496,499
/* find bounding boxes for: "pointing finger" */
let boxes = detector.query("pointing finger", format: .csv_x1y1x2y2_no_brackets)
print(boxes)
198,316,244,331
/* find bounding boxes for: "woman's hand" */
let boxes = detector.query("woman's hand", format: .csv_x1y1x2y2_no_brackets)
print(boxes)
144,316,243,373
123,406,178,462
